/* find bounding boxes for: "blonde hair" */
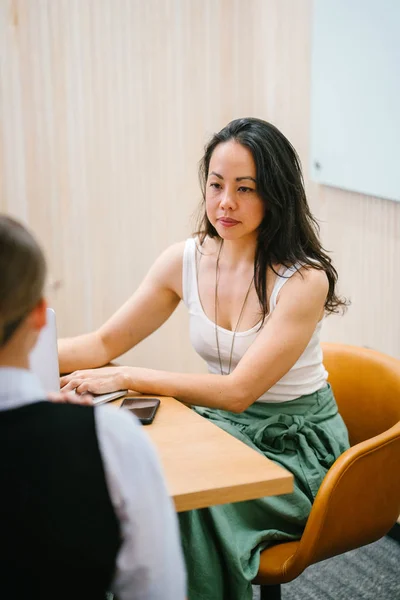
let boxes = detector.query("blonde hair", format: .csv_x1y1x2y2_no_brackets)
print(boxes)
0,215,46,346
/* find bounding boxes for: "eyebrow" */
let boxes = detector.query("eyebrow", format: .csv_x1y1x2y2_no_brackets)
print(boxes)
209,171,257,183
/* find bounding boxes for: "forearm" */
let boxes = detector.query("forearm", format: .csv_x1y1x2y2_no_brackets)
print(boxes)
58,331,110,374
122,367,248,412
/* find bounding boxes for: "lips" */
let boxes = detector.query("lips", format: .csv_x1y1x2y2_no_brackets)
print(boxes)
218,217,240,226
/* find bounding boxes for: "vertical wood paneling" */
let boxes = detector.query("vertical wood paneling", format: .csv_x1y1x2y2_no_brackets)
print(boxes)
320,187,400,357
1,0,399,371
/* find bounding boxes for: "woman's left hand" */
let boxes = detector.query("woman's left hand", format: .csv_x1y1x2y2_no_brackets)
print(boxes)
60,366,128,395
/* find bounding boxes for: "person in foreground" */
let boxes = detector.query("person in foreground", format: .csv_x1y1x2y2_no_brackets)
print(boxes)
0,215,186,600
59,117,351,600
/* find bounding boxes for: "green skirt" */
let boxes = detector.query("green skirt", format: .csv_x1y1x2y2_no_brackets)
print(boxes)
178,384,350,600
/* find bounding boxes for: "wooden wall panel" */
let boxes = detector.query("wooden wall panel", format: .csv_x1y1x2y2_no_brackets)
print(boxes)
1,0,399,373
318,186,400,358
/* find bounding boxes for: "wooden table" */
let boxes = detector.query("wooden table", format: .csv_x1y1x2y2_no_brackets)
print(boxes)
112,394,293,512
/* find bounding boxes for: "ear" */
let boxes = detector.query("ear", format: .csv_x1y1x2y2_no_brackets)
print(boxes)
30,298,48,332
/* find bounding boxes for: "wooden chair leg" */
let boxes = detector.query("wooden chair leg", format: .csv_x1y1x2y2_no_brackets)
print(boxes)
260,583,282,600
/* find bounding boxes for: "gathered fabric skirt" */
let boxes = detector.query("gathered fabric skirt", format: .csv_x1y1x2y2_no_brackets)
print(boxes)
178,384,350,600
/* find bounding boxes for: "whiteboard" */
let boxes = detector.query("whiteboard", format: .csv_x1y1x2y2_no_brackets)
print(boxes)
310,0,400,202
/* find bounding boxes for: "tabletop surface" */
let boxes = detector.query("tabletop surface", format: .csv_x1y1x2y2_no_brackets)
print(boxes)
112,394,293,512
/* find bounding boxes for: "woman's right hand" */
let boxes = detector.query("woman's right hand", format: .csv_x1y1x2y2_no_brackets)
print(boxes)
60,366,129,396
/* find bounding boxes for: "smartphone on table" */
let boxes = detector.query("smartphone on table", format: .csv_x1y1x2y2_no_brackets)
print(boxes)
120,397,161,425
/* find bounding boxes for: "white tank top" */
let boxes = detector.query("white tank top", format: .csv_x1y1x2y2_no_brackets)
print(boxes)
182,238,328,403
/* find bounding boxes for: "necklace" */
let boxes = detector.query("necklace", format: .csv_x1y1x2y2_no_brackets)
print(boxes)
214,241,254,376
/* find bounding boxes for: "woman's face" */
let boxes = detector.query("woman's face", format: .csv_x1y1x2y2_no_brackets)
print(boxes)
205,140,265,242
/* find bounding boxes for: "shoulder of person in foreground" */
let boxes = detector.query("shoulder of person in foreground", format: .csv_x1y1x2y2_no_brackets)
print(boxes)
94,404,186,600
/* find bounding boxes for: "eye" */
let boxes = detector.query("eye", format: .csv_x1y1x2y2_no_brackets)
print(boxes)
209,182,222,190
238,186,254,193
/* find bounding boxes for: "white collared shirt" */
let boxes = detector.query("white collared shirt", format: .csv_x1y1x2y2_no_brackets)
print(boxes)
0,367,186,600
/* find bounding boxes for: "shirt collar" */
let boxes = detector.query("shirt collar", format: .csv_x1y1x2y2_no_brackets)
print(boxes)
0,367,47,411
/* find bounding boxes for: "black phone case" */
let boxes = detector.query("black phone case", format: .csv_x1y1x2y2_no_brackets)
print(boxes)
121,397,160,425
139,401,160,425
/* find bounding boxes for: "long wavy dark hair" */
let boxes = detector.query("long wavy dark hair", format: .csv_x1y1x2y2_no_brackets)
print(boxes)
195,117,348,318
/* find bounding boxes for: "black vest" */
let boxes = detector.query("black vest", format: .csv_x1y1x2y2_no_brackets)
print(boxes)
0,401,121,600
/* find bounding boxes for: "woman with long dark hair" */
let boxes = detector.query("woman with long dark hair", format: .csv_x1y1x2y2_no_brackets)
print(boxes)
60,118,350,600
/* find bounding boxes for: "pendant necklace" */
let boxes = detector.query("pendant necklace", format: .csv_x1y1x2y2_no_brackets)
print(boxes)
214,240,254,376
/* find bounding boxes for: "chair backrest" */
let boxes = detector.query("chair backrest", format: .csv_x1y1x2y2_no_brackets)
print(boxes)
287,343,400,571
322,343,400,445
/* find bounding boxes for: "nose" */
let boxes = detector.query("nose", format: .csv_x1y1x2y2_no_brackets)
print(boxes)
219,188,237,211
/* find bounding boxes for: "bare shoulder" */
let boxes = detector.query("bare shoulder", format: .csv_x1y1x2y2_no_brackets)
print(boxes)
277,265,329,310
158,240,186,264
147,240,187,297
294,265,328,289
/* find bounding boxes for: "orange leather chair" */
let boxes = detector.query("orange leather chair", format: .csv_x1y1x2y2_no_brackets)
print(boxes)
253,342,400,600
